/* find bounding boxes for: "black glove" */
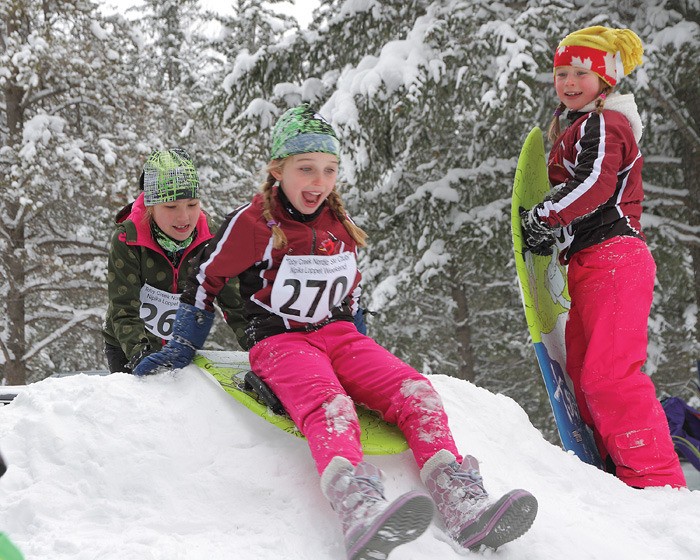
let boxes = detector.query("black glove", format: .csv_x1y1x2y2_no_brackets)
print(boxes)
519,205,556,256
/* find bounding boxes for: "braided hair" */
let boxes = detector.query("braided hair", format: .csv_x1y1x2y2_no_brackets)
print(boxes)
260,162,287,250
325,189,367,248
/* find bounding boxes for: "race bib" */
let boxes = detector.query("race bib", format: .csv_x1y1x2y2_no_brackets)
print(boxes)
139,284,181,339
271,253,357,324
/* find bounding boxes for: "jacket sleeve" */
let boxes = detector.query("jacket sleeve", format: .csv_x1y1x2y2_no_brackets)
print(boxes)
183,203,259,312
215,277,248,349
105,227,160,362
540,112,625,227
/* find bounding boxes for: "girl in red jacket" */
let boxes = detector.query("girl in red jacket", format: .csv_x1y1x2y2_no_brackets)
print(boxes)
520,26,685,489
136,105,537,559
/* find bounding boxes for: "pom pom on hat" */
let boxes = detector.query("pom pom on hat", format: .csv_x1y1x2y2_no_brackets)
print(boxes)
553,25,644,86
141,148,199,207
269,104,340,161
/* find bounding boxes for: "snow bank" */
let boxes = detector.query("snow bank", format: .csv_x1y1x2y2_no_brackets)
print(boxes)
1,365,699,559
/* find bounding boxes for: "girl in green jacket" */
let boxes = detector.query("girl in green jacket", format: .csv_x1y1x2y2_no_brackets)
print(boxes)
102,148,244,373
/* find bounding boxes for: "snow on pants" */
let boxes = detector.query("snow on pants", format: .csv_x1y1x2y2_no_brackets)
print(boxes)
248,320,462,475
566,237,685,488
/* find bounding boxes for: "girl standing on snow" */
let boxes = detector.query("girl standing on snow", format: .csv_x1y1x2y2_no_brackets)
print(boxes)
134,105,538,559
520,26,686,489
102,148,245,374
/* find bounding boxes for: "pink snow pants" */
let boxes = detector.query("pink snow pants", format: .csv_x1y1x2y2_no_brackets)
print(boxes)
566,237,685,488
248,320,462,475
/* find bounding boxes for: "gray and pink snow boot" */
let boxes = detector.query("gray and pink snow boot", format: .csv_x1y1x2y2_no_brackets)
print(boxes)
420,450,537,550
321,457,434,560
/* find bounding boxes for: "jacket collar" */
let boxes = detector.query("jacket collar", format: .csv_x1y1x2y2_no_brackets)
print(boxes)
117,192,212,251
566,92,643,142
276,185,325,223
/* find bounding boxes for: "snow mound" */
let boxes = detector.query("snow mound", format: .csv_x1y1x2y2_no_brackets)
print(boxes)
1,366,699,560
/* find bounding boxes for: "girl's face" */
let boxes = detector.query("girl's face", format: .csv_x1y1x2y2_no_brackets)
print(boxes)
150,198,200,241
554,66,604,112
272,152,339,215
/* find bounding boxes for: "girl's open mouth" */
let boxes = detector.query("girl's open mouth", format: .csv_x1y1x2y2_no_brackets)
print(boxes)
302,191,321,207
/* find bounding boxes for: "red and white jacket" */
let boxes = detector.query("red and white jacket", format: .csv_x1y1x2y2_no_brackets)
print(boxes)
537,93,646,263
182,187,362,348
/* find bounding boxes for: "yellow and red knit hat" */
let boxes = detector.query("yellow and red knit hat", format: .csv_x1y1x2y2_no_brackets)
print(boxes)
553,26,644,86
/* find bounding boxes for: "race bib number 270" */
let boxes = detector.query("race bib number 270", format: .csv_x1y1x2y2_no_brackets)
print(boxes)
271,252,357,324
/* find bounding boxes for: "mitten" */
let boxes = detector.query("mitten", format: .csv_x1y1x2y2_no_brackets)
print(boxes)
520,205,556,256
133,302,214,376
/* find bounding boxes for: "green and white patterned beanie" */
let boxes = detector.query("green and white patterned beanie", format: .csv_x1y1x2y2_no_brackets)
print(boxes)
141,148,199,206
269,104,340,161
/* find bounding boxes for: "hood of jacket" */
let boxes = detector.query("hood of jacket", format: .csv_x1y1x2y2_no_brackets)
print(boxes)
570,92,643,143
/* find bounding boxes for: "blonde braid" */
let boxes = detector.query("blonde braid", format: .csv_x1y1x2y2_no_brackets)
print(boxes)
547,102,566,143
260,168,288,250
326,189,367,248
595,85,613,114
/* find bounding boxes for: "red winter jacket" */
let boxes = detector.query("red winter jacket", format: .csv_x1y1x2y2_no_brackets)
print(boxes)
537,94,645,263
182,187,362,348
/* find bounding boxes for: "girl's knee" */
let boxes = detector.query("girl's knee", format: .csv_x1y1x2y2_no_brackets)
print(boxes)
301,393,360,436
399,378,445,412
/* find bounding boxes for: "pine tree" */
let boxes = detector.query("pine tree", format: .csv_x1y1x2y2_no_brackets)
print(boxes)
632,0,700,390
0,0,145,383
2,0,695,443
211,0,298,171
307,0,534,383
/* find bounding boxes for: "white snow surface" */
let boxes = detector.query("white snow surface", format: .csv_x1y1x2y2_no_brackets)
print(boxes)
1,354,699,560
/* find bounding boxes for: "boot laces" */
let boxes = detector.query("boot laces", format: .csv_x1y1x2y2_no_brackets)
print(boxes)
354,474,386,502
450,465,487,501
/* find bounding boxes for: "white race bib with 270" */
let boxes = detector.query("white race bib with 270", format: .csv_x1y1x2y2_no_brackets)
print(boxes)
271,252,357,324
139,283,181,339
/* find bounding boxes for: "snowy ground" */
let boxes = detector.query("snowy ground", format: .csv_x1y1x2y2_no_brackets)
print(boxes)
1,361,699,560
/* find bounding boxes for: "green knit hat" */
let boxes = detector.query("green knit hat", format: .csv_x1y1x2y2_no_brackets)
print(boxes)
141,148,199,206
269,104,340,161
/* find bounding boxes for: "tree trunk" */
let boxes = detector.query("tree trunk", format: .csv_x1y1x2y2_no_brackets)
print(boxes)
649,81,700,356
451,284,475,382
3,10,24,138
687,145,700,354
2,10,28,385
4,208,27,386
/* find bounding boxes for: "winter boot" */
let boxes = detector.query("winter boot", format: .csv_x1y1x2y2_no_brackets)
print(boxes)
421,450,537,550
321,457,434,560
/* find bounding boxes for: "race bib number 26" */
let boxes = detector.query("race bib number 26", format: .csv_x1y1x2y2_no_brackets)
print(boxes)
139,284,181,339
271,252,357,324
